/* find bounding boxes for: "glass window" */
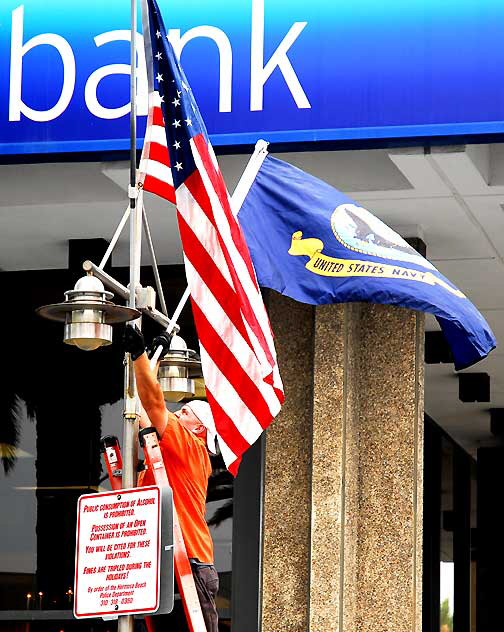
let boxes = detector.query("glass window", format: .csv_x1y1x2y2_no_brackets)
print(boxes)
0,269,233,630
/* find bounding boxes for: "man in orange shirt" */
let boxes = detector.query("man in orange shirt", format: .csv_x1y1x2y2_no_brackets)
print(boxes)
123,325,219,632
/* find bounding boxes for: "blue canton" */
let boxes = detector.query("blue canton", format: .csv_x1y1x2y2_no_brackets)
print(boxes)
147,0,209,189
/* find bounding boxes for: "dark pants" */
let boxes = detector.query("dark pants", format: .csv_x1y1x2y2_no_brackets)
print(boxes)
149,565,219,632
191,564,219,632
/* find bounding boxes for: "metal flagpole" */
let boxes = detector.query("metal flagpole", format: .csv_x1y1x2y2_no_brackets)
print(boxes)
230,139,269,216
118,0,140,629
124,0,141,493
149,287,192,368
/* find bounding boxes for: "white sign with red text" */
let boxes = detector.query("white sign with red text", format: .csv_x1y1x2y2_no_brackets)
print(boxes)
74,486,161,618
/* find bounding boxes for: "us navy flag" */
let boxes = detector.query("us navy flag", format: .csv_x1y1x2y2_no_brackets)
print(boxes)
237,151,496,370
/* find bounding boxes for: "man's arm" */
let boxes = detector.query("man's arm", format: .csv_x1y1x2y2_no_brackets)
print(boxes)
134,352,169,437
139,405,153,430
134,357,192,460
123,325,174,438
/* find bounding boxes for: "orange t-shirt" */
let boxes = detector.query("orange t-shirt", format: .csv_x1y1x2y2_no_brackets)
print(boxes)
141,417,214,564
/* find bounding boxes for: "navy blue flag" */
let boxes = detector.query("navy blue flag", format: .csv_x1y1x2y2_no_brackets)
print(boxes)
237,152,496,370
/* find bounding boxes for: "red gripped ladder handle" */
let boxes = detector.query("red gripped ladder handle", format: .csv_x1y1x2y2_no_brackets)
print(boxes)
100,432,207,632
100,436,124,491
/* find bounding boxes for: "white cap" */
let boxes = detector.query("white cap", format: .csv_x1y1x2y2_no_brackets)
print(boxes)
184,400,217,454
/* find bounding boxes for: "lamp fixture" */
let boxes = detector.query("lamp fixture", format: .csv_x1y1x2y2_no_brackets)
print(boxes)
158,334,203,402
37,275,140,351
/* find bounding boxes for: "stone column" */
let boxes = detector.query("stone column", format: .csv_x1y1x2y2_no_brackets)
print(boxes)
260,296,424,632
261,297,314,632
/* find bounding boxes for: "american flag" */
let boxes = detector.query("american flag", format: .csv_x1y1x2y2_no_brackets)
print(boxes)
140,0,284,474
139,90,175,203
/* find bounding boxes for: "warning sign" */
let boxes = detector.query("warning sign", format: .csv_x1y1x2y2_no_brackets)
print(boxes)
74,486,161,618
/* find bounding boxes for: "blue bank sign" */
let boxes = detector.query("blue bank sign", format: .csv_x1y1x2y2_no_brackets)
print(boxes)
1,0,504,155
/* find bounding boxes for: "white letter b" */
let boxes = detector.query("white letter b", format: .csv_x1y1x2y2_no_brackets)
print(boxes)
9,5,75,122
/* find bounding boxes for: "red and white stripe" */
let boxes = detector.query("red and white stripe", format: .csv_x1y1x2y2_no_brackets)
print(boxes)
139,92,175,203
175,134,284,475
138,89,284,473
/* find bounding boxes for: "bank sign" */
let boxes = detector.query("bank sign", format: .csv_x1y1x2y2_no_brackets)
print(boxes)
1,0,504,155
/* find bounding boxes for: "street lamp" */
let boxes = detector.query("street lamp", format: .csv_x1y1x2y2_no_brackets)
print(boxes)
37,275,140,351
158,335,203,402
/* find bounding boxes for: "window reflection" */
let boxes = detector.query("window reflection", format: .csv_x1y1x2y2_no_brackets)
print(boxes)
440,562,454,631
0,269,233,630
0,402,37,610
0,270,125,616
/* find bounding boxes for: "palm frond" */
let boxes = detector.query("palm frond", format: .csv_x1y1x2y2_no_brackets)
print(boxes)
0,393,23,474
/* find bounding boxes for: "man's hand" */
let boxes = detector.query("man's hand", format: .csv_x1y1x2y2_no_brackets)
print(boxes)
123,324,145,361
148,332,172,360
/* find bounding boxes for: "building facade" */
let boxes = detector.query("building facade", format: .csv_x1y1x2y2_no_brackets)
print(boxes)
1,1,504,631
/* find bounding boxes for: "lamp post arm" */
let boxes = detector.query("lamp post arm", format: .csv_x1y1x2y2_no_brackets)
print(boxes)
142,204,169,316
82,260,180,333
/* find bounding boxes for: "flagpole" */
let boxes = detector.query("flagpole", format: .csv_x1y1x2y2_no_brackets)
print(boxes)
230,139,269,216
119,0,140,629
124,0,140,493
129,0,138,202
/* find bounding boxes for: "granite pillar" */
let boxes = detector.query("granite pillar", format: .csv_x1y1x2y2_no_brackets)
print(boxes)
261,297,314,632
260,297,424,632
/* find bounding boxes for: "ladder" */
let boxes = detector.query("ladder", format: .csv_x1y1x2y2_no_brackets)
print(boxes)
100,431,208,632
